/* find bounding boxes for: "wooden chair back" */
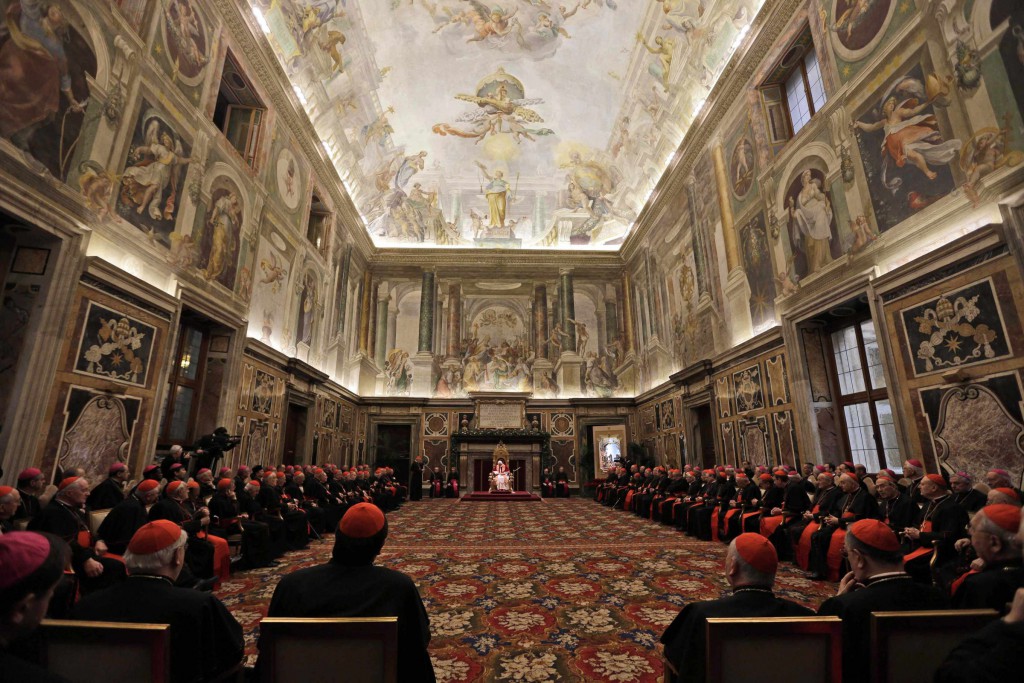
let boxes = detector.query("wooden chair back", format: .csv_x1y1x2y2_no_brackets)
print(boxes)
706,616,842,683
869,609,999,683
87,509,110,536
39,619,170,683
259,617,398,683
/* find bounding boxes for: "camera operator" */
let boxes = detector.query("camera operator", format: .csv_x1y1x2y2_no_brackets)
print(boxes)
192,427,241,475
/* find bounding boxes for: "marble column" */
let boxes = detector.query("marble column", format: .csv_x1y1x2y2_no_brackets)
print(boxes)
605,297,618,348
446,282,461,360
374,284,389,367
559,268,576,352
357,270,372,355
411,269,440,396
620,272,635,354
533,283,548,359
555,268,582,394
712,141,754,344
386,304,398,354
418,270,436,353
532,283,553,391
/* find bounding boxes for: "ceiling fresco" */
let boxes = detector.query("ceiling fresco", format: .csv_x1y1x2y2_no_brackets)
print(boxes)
249,0,764,250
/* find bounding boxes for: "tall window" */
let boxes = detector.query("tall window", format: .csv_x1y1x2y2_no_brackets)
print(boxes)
160,325,208,446
828,318,899,472
760,27,827,143
213,51,265,169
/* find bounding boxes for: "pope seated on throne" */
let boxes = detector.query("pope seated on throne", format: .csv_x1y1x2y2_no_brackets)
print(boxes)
488,443,513,493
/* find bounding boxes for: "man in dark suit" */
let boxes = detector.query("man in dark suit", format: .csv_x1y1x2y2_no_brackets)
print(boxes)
660,533,813,682
818,519,948,682
87,463,129,511
260,503,435,682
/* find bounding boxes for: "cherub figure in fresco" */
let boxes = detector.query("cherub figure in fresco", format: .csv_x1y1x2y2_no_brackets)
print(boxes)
961,116,1019,206
463,3,519,43
432,7,473,33
847,214,877,253
830,0,876,42
851,79,961,184
165,0,209,75
636,33,675,93
318,29,346,74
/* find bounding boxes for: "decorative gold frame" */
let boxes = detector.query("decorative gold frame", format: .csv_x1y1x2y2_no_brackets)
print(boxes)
593,425,626,475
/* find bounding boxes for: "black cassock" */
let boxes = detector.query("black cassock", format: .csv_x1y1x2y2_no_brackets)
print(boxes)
87,477,125,511
819,574,947,681
208,491,274,568
661,588,814,683
555,471,570,497
27,500,125,595
262,561,435,682
96,494,150,555
73,575,243,683
409,461,424,501
952,560,1024,613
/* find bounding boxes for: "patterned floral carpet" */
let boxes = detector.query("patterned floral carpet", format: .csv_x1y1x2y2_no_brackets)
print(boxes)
215,498,837,682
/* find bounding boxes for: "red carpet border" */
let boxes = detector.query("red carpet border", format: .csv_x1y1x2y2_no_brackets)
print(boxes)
215,499,836,682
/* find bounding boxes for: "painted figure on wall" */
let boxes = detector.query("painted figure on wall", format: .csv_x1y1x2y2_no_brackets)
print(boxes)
432,69,553,144
730,136,754,198
828,0,891,50
785,168,839,279
852,69,961,231
195,182,242,290
296,271,317,347
476,161,510,228
117,109,193,243
162,0,209,81
0,0,96,178
740,214,776,327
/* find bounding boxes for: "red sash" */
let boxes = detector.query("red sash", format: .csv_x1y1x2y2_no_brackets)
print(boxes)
451,481,459,494
624,490,635,510
760,515,784,538
826,529,847,582
796,521,820,570
711,508,721,541
903,521,935,563
950,569,978,596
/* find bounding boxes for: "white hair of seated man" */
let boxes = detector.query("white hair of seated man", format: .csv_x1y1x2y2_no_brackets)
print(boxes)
123,528,188,575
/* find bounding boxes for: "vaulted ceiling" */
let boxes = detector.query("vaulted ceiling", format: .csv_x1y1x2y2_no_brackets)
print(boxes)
249,0,763,250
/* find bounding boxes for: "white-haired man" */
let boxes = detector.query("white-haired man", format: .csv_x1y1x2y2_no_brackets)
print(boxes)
660,533,813,682
952,505,1023,612
72,521,243,683
28,477,126,594
937,503,1024,681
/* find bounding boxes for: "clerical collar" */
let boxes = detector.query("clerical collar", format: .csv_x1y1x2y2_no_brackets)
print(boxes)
731,585,774,595
864,572,911,586
128,574,175,586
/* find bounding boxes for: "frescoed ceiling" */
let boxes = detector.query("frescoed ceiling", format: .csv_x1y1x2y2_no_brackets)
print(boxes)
249,0,764,250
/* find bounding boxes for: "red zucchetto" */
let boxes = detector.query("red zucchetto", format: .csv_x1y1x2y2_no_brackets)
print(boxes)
925,474,948,489
127,521,182,555
137,479,160,493
339,503,386,539
733,533,777,575
58,477,81,491
0,532,51,590
217,478,233,491
981,504,1021,533
848,519,901,552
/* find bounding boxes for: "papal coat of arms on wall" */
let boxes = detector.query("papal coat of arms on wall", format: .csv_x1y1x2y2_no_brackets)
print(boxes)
74,302,156,387
900,279,1011,377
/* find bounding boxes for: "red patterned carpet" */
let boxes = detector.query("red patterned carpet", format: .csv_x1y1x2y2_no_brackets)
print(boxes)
215,498,837,682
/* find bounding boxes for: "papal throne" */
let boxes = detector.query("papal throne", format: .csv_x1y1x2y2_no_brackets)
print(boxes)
488,442,514,493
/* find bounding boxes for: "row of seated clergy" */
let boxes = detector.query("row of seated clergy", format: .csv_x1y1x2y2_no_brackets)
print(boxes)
539,467,572,498
614,463,1000,587
425,467,460,498
2,502,436,683
658,520,1024,683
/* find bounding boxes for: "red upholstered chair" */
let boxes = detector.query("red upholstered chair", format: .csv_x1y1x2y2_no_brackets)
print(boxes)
259,616,398,683
38,619,171,683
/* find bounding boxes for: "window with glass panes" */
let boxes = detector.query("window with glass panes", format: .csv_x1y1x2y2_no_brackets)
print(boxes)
160,325,208,446
828,318,900,473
